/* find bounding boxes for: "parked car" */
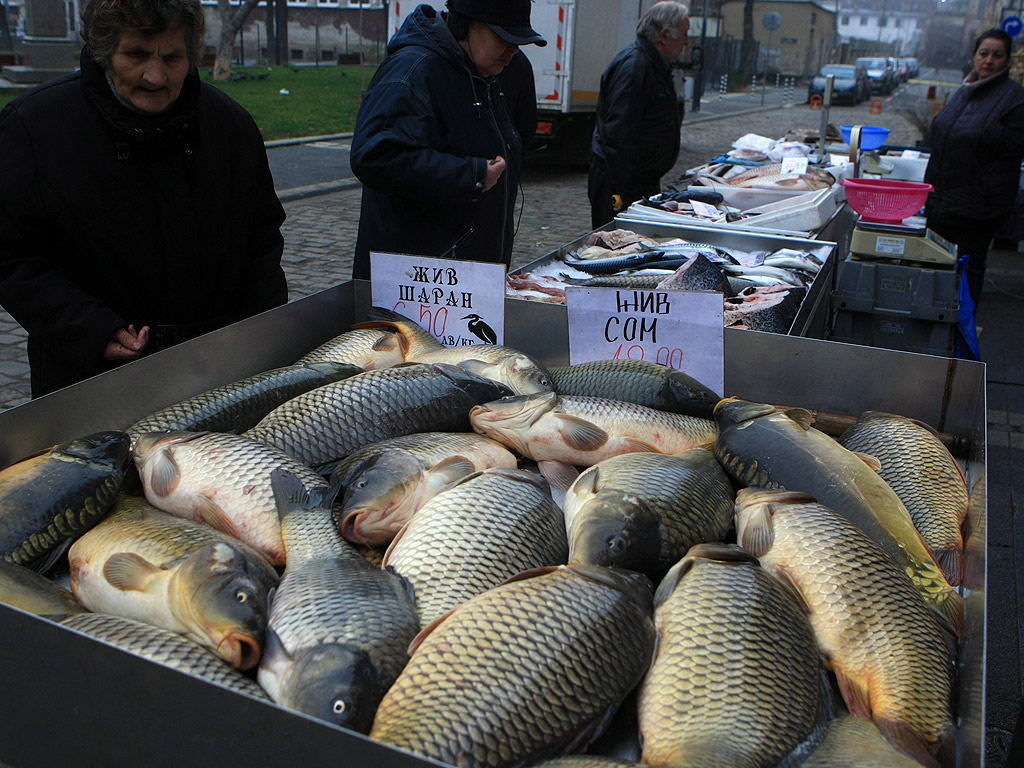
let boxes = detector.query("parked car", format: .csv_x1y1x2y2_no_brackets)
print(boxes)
808,63,871,105
895,58,911,81
856,57,897,95
901,57,920,78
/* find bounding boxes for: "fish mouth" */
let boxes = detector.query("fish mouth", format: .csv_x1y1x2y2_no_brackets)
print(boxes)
216,631,262,671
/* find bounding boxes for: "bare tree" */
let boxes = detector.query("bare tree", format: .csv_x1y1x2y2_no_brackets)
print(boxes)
213,0,263,81
739,0,755,85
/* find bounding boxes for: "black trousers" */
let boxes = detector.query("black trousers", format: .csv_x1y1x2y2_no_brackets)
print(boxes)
927,216,1003,308
588,155,660,231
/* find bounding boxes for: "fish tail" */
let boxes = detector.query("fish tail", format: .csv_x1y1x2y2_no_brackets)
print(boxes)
269,468,327,520
931,586,965,642
936,546,963,587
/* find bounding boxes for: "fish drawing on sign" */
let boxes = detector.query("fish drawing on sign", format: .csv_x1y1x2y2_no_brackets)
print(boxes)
463,314,497,345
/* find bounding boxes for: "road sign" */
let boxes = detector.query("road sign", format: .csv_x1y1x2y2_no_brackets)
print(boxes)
763,11,782,31
1003,16,1022,37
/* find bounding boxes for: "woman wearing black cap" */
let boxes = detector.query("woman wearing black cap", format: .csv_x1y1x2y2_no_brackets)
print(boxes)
349,0,546,280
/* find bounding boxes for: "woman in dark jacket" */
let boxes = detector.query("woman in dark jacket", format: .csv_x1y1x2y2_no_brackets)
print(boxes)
0,0,287,397
924,28,1024,308
349,0,545,281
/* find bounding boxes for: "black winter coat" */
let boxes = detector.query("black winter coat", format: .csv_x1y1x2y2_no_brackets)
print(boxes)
924,67,1024,224
0,51,287,397
350,5,524,280
592,36,681,203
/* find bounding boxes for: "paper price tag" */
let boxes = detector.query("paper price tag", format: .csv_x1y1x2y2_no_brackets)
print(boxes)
690,200,722,219
565,286,724,396
370,252,506,346
780,156,809,175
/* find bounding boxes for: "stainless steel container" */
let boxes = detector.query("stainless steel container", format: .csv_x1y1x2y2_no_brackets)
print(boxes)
0,280,986,767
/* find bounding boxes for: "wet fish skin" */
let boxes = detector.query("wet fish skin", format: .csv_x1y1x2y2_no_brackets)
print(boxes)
133,430,328,566
351,306,445,359
68,498,279,671
838,410,968,586
410,345,554,396
735,489,955,763
294,328,407,370
564,272,672,291
530,758,642,768
637,543,821,768
564,449,735,579
330,432,518,547
791,714,933,768
59,612,270,701
258,470,420,732
125,362,363,448
0,431,131,572
370,564,656,768
713,398,963,638
564,249,669,275
382,468,568,626
246,363,512,468
0,559,87,616
470,392,718,476
549,359,721,418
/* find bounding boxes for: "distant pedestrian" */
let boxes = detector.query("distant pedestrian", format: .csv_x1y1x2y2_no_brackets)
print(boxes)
588,1,689,229
925,27,1024,308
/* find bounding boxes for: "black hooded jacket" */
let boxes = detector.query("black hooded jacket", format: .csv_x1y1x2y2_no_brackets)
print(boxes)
350,5,523,280
925,67,1024,224
0,50,287,397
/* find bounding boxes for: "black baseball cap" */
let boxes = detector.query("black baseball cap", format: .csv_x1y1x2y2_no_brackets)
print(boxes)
448,0,548,46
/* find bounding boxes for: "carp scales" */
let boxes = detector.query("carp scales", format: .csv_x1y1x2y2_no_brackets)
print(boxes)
713,398,963,637
370,564,656,768
258,470,419,732
548,359,720,419
293,328,408,369
381,468,567,625
838,411,969,586
68,495,279,670
794,714,933,768
0,431,131,572
563,449,734,579
0,559,87,616
133,430,327,566
469,392,718,488
331,432,518,547
245,363,512,469
734,489,955,764
637,543,822,768
125,362,362,448
59,612,270,701
531,758,642,768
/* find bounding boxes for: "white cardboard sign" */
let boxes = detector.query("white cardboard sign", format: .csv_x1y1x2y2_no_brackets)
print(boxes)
370,252,506,346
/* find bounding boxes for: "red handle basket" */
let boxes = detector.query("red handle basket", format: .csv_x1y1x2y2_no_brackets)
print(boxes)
840,177,933,224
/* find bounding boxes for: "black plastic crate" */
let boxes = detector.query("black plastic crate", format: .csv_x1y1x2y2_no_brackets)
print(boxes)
829,309,955,356
831,258,960,322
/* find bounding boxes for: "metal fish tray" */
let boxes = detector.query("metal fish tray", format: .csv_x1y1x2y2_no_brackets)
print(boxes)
0,280,987,767
510,218,848,340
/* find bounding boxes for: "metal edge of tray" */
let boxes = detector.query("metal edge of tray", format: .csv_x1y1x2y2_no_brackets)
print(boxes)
0,282,987,767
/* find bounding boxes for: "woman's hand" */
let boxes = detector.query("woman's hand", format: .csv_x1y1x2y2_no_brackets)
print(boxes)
483,156,507,192
103,324,150,361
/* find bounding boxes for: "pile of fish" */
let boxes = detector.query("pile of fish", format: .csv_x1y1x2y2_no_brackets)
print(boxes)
507,228,829,334
0,308,972,768
683,161,837,193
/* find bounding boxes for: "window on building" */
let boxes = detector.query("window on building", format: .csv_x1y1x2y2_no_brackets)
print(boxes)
842,15,850,24
879,18,887,27
894,18,902,27
812,12,817,22
859,16,867,25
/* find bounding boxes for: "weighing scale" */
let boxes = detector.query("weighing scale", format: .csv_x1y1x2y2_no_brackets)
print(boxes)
849,215,959,266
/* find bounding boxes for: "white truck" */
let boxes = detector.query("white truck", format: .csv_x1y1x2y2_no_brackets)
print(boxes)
385,0,695,164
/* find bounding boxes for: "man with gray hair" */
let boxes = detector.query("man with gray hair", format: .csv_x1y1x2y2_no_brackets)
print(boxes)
588,1,689,228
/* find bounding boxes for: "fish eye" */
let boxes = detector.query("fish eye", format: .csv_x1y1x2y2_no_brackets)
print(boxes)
356,480,367,489
332,699,347,715
235,589,251,604
607,536,627,554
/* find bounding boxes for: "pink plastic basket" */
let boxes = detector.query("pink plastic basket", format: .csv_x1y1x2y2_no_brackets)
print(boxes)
840,177,933,224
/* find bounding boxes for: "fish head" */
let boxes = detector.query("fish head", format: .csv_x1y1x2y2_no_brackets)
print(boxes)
569,490,662,574
469,391,559,453
171,542,275,670
712,397,777,430
496,353,554,395
665,370,721,419
335,452,426,547
59,431,132,471
433,362,515,403
279,643,382,733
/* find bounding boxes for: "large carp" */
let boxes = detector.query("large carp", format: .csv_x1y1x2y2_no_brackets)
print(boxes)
258,470,419,732
68,495,278,670
713,398,963,637
838,410,969,586
0,559,87,616
637,543,822,767
0,431,130,572
370,564,656,768
246,363,512,468
293,328,407,369
735,489,955,765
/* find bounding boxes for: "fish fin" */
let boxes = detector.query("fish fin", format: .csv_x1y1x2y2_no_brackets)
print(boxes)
654,557,693,607
429,456,476,486
102,552,163,592
380,517,414,568
571,465,599,496
455,359,492,378
874,717,944,768
194,496,240,539
834,667,873,718
408,608,461,657
937,545,963,587
554,414,608,451
622,438,660,453
269,468,307,521
772,565,813,617
785,408,815,430
737,500,776,557
538,460,579,492
932,587,965,643
852,451,883,472
372,330,407,357
147,447,181,497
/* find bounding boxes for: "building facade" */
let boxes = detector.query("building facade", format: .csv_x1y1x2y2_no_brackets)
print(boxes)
720,0,839,78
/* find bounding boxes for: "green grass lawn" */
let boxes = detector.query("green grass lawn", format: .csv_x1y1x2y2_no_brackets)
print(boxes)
1,63,375,141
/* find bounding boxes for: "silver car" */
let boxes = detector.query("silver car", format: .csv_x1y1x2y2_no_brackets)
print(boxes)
855,57,897,95
808,63,871,105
